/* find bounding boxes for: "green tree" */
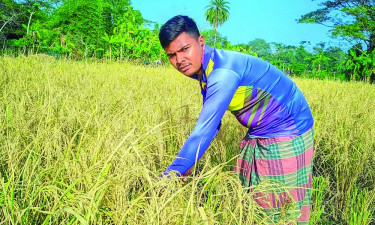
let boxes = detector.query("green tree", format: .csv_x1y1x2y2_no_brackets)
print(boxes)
270,43,296,73
248,38,271,59
266,43,312,77
324,46,347,80
204,0,230,48
0,1,54,42
201,29,230,49
298,0,375,53
309,43,331,73
345,46,375,82
107,0,131,24
288,45,311,76
299,0,375,82
0,0,59,54
49,0,113,58
0,0,165,61
99,5,163,62
228,43,257,56
0,1,24,41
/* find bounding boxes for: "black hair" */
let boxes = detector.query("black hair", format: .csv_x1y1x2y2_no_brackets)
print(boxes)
159,15,200,49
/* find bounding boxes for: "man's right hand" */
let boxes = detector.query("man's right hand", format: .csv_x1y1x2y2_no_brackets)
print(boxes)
180,168,193,185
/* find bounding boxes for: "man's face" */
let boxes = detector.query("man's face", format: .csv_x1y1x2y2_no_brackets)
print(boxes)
164,32,205,76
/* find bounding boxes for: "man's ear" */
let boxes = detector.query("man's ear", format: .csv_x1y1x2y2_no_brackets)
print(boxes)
198,35,205,47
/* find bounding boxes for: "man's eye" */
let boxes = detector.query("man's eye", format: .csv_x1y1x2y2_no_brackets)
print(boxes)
183,46,189,51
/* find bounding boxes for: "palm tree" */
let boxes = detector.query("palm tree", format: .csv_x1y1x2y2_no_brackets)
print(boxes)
204,0,230,48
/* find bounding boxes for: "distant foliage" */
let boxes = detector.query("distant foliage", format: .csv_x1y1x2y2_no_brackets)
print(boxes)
1,0,164,62
299,0,375,83
0,0,374,82
345,46,375,83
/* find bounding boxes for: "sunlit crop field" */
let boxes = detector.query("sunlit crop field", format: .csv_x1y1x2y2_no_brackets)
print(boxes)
1,55,375,224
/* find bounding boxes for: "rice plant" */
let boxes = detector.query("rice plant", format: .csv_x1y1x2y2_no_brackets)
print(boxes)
1,55,374,224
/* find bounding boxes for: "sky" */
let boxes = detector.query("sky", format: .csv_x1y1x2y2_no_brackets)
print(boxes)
132,0,343,49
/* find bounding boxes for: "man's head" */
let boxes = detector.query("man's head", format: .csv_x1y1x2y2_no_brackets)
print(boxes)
159,15,205,76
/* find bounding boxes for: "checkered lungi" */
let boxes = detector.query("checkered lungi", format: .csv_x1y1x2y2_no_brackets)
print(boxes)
233,129,314,224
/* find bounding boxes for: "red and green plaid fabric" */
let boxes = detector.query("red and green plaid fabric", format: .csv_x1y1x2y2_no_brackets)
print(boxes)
233,129,314,224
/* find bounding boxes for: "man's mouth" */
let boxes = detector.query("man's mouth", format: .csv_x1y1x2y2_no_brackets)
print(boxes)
179,64,190,72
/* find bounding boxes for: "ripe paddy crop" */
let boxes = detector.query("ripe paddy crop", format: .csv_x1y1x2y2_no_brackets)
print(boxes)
1,55,374,224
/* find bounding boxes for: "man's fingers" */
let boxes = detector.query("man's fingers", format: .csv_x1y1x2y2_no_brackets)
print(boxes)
180,178,187,184
183,168,193,177
180,177,188,185
180,169,194,185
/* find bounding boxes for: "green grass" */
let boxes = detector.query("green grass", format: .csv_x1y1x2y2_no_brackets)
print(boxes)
1,55,375,224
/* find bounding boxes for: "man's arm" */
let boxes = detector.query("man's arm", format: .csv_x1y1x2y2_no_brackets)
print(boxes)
164,69,241,176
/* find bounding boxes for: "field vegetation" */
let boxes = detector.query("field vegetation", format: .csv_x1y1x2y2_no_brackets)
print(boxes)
1,0,375,224
1,55,375,224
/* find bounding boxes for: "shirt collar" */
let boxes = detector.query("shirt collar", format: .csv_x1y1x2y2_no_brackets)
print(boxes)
196,44,214,82
202,44,214,73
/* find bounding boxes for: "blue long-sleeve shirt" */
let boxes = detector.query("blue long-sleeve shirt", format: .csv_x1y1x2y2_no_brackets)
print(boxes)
165,45,314,176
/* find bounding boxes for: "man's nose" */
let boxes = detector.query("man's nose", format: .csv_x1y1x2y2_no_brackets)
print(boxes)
176,53,184,64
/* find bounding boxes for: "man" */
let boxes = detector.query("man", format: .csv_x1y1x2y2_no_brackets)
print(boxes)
159,15,314,224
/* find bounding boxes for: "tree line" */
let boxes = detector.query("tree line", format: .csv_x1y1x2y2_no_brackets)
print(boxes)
1,0,164,61
1,0,374,83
